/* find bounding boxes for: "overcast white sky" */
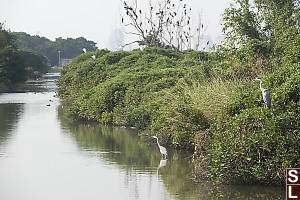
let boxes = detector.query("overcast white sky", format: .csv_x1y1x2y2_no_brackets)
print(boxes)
0,0,233,49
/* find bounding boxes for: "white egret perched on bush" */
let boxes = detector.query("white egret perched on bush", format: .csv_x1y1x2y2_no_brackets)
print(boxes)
91,55,96,60
254,78,271,109
152,136,167,158
82,48,87,53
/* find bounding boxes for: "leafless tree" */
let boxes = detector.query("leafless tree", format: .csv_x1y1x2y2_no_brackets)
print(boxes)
194,13,207,50
120,0,194,50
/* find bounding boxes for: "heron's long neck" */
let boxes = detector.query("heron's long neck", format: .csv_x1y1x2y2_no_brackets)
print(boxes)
259,80,264,91
156,138,160,147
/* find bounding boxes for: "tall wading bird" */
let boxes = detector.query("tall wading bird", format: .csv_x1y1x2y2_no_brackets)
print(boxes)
254,78,271,109
82,48,87,53
152,136,167,159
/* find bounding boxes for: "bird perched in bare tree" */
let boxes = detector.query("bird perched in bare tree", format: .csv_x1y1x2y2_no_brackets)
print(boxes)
255,78,271,109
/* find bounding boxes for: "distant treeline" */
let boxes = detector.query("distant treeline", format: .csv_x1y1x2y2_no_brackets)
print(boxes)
12,32,98,66
0,24,48,91
0,24,98,91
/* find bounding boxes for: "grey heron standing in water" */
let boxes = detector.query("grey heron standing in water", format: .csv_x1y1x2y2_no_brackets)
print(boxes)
254,78,271,109
152,136,167,159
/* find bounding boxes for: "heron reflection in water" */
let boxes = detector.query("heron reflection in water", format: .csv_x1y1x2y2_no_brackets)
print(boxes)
157,159,167,175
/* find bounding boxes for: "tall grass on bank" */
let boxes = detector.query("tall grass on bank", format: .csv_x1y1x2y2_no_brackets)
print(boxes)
182,78,244,119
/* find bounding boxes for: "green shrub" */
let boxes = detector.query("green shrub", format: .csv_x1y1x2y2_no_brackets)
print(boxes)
148,87,209,149
208,107,299,185
198,63,300,184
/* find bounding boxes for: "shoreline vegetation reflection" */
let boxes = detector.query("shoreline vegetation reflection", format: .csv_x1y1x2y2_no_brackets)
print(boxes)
58,108,202,199
57,106,285,200
0,103,24,146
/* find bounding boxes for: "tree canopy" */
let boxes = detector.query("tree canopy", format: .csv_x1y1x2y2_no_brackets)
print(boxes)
222,0,299,62
0,24,48,91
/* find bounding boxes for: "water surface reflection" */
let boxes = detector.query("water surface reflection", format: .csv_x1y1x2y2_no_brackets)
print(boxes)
0,73,285,200
58,114,200,199
58,114,285,199
0,103,23,137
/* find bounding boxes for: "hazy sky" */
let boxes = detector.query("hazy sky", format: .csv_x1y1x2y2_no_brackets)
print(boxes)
0,0,233,49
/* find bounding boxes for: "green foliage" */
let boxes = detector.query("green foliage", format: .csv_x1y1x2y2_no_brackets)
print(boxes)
207,108,299,185
12,32,98,66
221,0,299,63
197,63,300,184
150,91,209,149
0,46,27,84
189,0,300,185
0,24,48,91
58,47,210,149
0,24,15,49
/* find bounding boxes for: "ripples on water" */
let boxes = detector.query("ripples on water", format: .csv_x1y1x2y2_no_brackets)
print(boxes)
0,73,285,200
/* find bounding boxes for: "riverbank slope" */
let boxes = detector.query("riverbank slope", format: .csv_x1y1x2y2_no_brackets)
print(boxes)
57,47,299,185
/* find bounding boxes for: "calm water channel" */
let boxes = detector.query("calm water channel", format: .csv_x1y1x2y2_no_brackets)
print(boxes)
0,73,285,200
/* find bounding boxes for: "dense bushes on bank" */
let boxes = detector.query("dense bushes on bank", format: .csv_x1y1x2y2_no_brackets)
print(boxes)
58,48,212,149
58,45,299,184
